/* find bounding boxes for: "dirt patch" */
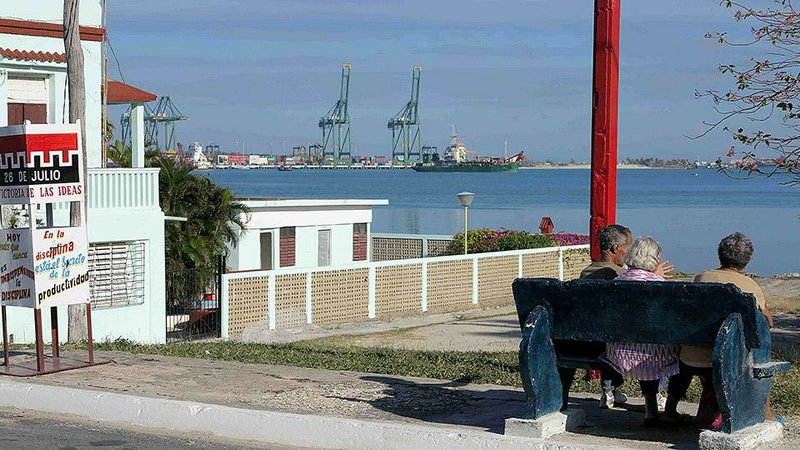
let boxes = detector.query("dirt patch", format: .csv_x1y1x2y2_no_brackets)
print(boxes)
758,277,800,313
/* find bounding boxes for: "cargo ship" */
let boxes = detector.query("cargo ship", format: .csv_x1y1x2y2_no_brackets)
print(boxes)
412,127,524,173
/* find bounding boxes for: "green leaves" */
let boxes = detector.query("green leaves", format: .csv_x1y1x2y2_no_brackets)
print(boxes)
155,157,250,270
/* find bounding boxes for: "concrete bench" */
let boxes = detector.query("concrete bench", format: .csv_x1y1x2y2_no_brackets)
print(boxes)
506,277,790,446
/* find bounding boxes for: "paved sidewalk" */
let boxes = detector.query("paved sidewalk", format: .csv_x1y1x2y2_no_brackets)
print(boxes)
4,350,796,449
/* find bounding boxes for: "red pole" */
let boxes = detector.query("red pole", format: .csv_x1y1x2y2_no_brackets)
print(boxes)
590,0,621,261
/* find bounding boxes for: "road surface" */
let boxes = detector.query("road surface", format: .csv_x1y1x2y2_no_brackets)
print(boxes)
0,407,299,450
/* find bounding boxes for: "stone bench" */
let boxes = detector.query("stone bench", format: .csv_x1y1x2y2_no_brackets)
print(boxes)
506,277,790,448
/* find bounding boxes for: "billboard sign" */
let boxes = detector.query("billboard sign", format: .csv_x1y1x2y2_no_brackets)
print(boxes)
0,123,89,308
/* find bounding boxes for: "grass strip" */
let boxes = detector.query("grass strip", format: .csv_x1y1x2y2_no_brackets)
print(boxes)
91,339,800,415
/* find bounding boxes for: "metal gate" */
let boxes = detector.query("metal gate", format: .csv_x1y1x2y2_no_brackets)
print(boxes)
165,258,224,342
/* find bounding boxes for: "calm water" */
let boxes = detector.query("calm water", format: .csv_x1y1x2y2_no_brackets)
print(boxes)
205,168,800,275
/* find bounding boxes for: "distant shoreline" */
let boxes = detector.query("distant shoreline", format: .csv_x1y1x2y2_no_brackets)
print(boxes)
519,164,676,170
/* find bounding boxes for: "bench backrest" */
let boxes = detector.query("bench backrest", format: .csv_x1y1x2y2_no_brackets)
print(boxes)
512,278,762,349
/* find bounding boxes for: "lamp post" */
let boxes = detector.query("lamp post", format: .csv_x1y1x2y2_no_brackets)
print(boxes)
456,192,475,255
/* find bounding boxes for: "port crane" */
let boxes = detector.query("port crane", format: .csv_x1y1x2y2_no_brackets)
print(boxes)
388,66,422,164
319,64,352,163
121,96,188,151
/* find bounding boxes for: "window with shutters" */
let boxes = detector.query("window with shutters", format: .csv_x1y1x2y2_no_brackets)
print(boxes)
88,241,146,309
318,229,331,266
260,232,273,270
7,77,49,125
353,223,367,261
279,227,295,267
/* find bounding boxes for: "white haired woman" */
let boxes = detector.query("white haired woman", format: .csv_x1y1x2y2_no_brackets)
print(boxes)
601,236,679,427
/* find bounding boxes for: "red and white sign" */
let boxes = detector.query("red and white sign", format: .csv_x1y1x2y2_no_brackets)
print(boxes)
0,124,84,205
0,123,89,308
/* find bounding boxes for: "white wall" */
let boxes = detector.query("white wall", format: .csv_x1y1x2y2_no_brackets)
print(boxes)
245,207,373,229
228,206,376,272
4,207,166,345
230,223,358,271
330,224,354,266
294,223,354,268
295,226,317,268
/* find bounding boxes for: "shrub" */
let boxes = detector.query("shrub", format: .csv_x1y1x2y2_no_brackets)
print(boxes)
552,232,590,246
445,229,557,255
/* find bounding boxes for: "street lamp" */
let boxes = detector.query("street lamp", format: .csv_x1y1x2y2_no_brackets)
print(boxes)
456,192,475,255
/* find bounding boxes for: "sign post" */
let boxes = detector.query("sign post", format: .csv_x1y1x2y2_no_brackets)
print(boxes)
0,122,100,376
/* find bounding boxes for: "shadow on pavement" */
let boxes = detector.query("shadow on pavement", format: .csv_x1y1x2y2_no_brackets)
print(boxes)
354,375,701,448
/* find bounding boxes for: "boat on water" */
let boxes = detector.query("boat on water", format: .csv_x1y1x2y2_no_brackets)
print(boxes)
277,165,293,172
412,126,524,173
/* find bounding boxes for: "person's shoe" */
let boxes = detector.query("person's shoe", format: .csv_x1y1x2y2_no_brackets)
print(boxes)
656,393,667,412
599,391,615,409
599,389,627,409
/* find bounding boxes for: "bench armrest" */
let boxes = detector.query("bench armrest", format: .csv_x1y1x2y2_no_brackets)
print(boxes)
752,362,791,379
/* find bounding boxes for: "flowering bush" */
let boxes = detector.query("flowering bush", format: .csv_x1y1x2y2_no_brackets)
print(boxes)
551,232,590,246
445,228,559,255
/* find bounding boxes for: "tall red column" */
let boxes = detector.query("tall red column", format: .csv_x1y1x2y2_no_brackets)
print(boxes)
590,0,621,261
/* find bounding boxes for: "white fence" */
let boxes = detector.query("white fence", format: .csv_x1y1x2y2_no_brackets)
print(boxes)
221,244,590,338
371,233,454,261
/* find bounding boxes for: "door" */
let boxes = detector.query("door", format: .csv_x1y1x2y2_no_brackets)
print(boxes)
318,229,331,266
260,232,273,270
7,103,47,125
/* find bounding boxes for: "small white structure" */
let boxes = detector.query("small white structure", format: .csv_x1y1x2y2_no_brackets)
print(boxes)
228,199,388,272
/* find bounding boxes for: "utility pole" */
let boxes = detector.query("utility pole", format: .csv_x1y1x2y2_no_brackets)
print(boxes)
589,0,621,261
64,0,89,342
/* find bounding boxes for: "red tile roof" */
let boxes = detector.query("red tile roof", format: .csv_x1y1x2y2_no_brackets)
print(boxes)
106,80,157,104
0,47,67,63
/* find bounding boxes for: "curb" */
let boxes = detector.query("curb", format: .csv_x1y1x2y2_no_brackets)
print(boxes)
0,380,602,450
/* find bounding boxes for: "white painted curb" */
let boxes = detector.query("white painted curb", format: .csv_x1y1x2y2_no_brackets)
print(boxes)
0,379,603,450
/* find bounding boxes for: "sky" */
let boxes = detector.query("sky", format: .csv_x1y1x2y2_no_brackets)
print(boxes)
105,0,756,161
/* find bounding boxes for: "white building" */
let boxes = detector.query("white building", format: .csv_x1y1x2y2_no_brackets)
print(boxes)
248,154,271,166
189,141,210,169
228,199,388,272
1,2,167,343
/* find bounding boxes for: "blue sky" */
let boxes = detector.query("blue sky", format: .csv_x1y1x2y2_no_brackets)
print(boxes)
106,0,752,160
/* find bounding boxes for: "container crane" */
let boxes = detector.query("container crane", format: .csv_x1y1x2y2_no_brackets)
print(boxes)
122,96,188,151
388,66,422,164
319,64,352,164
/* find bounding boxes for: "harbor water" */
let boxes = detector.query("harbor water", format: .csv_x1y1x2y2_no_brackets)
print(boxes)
205,168,800,275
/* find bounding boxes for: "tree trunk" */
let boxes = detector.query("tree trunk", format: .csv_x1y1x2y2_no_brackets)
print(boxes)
64,0,88,342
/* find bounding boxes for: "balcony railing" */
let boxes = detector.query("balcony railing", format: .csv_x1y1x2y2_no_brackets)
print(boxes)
87,168,160,210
